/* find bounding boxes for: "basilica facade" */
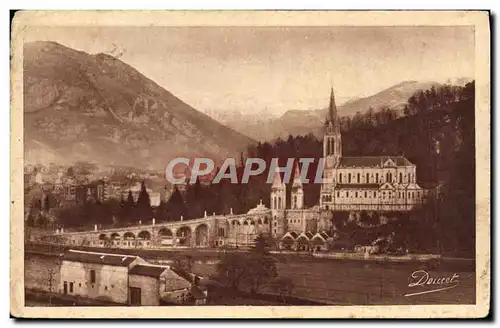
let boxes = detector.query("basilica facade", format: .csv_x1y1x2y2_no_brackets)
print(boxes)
268,88,428,246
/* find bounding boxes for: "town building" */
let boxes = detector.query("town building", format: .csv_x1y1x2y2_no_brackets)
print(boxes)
58,249,207,305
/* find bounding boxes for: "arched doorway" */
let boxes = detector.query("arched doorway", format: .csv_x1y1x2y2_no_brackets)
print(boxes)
311,237,326,252
99,233,108,240
296,236,310,251
123,232,135,240
157,228,174,246
138,231,151,240
110,232,120,240
281,236,294,250
137,230,151,240
158,228,173,238
195,224,209,247
176,226,192,247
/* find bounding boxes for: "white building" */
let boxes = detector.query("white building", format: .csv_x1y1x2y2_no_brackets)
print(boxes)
319,88,427,211
58,249,207,305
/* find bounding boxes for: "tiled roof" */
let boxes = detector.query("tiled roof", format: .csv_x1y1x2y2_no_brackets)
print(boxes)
129,264,167,278
62,250,137,267
339,156,413,168
319,231,331,239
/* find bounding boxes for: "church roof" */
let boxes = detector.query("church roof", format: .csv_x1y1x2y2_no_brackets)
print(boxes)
247,199,269,214
271,167,283,188
338,156,414,168
292,162,303,188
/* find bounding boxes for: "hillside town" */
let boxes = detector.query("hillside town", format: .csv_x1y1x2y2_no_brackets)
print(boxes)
20,22,478,309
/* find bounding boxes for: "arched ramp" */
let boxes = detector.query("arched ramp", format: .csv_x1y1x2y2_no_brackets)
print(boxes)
195,224,209,247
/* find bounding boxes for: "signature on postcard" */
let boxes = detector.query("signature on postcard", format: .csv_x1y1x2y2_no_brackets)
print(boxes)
404,270,460,297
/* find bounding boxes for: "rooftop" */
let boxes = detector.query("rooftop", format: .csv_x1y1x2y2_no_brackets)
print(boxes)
339,156,414,168
62,250,137,267
129,264,168,278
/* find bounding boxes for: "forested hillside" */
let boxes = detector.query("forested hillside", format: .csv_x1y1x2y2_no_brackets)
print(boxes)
41,82,475,257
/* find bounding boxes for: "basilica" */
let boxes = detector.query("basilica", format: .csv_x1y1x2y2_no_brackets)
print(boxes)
268,88,428,241
52,89,429,252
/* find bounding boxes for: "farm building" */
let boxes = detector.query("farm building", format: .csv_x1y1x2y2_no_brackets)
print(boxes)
58,249,207,305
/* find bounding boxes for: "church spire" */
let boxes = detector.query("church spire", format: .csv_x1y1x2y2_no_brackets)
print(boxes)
325,87,340,134
292,162,303,188
328,87,337,123
271,166,283,189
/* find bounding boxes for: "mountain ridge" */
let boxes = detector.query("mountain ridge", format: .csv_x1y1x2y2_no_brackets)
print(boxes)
222,80,447,141
24,41,255,170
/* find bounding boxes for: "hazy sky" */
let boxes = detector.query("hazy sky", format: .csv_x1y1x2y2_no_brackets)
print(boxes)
25,26,474,116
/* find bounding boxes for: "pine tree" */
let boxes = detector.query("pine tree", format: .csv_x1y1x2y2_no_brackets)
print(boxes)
165,186,187,221
136,180,152,220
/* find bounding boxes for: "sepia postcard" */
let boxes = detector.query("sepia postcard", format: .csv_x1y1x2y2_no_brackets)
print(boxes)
10,10,490,319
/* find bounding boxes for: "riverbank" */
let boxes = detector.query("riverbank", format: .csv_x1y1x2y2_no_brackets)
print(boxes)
25,244,475,305
25,242,473,266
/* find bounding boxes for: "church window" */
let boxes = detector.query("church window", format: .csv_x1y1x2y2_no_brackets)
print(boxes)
355,191,358,197
399,173,403,183
346,191,349,197
273,197,277,209
293,195,297,209
366,173,369,183
357,173,360,183
376,173,379,183
278,197,282,209
374,191,377,197
339,173,342,183
348,173,351,183
386,172,392,183
364,191,367,198
337,191,340,198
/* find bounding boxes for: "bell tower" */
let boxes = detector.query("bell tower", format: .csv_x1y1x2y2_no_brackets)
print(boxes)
291,163,304,210
323,87,342,169
270,167,286,238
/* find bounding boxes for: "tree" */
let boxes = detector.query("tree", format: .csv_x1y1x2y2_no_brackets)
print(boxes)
136,180,152,220
216,234,278,294
268,277,294,303
164,187,187,221
216,252,249,290
243,252,278,294
253,233,273,254
172,255,193,273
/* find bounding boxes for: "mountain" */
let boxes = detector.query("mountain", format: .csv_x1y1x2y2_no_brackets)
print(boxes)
23,41,254,169
226,81,442,141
